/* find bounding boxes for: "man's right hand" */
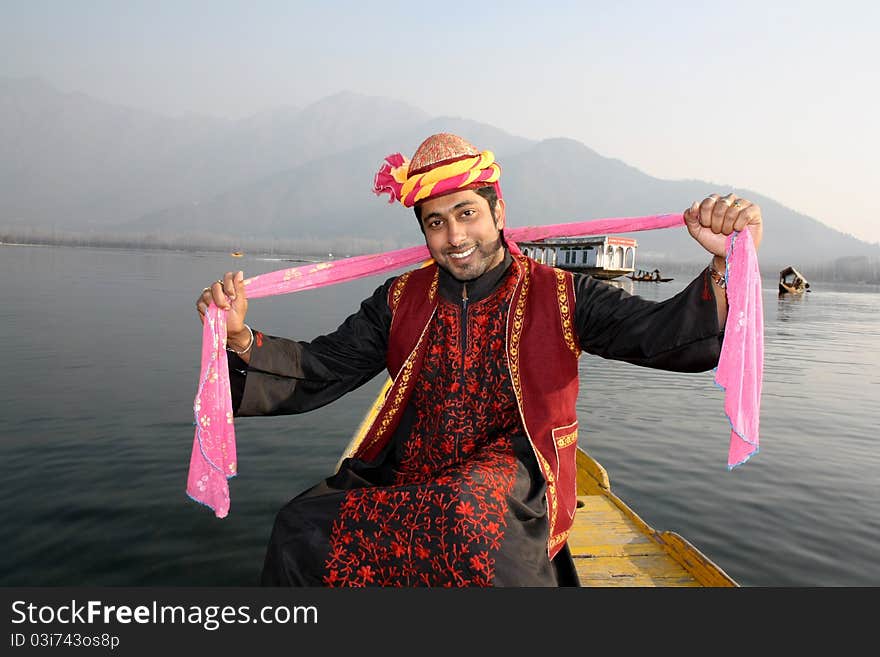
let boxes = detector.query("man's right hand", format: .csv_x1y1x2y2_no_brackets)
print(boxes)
195,270,250,347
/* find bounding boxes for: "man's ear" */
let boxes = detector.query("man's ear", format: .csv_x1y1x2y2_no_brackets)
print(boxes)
494,198,506,231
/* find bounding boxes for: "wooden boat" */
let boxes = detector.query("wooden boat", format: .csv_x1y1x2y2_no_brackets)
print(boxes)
571,446,736,586
342,377,738,587
626,270,674,283
778,266,809,296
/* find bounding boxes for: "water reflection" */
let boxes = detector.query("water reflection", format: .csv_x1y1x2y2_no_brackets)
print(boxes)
2,245,879,587
777,292,809,322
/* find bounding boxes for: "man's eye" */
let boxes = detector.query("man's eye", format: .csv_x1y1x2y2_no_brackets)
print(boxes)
461,209,476,218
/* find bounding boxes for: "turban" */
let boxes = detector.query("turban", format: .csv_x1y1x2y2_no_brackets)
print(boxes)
373,133,502,207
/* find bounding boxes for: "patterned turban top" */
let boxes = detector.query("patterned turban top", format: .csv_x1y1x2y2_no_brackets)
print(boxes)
373,133,502,208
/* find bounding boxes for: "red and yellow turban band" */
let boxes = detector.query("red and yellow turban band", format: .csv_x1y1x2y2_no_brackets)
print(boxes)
373,151,502,208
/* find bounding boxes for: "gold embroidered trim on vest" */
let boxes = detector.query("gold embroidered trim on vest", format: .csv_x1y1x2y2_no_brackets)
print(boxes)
356,312,435,457
554,429,578,449
554,268,580,356
533,446,559,544
548,528,570,551
507,259,530,410
388,271,412,315
428,268,439,303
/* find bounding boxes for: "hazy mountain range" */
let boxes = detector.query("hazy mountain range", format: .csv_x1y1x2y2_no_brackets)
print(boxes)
2,76,878,273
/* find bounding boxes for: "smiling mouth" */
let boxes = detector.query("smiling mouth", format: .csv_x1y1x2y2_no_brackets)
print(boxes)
447,245,477,260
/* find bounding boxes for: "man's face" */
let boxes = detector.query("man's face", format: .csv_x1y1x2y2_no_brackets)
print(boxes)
418,189,506,282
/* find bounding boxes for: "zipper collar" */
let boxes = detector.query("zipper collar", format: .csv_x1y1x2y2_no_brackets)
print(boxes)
437,250,513,305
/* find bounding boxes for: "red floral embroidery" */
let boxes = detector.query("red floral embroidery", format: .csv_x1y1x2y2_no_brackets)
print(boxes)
322,268,523,587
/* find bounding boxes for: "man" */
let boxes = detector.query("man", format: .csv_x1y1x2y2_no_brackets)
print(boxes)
195,133,763,586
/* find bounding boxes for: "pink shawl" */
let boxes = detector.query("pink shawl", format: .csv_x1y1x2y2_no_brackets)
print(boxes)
187,213,763,517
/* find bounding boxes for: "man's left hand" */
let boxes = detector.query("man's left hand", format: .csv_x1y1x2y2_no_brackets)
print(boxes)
684,193,763,257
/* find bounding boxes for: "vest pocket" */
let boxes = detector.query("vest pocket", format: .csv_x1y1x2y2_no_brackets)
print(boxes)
552,421,579,520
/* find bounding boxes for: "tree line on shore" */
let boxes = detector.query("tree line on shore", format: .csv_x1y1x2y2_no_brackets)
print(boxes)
0,226,401,260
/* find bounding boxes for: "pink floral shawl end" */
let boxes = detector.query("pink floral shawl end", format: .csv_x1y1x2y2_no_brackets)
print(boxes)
715,229,763,469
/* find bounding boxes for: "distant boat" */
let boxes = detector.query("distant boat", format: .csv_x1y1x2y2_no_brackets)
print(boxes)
779,266,809,296
230,251,244,258
627,269,673,283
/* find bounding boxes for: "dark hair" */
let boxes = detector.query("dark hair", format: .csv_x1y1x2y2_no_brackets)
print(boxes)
413,185,499,229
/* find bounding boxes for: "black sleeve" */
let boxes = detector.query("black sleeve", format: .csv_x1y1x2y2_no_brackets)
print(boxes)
573,268,722,372
228,277,395,417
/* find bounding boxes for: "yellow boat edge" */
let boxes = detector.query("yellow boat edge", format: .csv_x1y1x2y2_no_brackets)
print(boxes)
575,448,738,587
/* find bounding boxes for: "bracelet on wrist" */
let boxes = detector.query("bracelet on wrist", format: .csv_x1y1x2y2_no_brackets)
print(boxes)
226,324,254,355
708,261,727,289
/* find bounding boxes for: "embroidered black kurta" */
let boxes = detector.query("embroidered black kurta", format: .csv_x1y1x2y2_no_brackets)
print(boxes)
229,252,723,586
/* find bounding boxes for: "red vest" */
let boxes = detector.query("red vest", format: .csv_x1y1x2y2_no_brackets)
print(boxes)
351,255,581,559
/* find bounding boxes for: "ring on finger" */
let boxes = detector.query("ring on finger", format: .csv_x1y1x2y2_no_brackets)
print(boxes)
732,199,743,208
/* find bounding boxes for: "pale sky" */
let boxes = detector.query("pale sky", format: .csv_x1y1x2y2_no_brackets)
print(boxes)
2,0,878,243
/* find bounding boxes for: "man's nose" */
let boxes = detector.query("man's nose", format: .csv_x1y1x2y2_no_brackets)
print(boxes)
447,219,466,246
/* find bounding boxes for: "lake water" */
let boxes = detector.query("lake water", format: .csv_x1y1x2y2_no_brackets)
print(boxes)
1,244,877,586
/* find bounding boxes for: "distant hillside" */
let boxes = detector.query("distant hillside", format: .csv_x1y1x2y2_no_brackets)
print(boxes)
0,78,427,228
500,138,877,270
2,77,877,271
123,131,879,269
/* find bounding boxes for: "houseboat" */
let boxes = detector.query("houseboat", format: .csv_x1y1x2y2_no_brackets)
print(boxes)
518,236,637,280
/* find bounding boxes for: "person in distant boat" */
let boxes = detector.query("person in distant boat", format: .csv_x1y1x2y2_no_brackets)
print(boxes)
195,133,763,587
